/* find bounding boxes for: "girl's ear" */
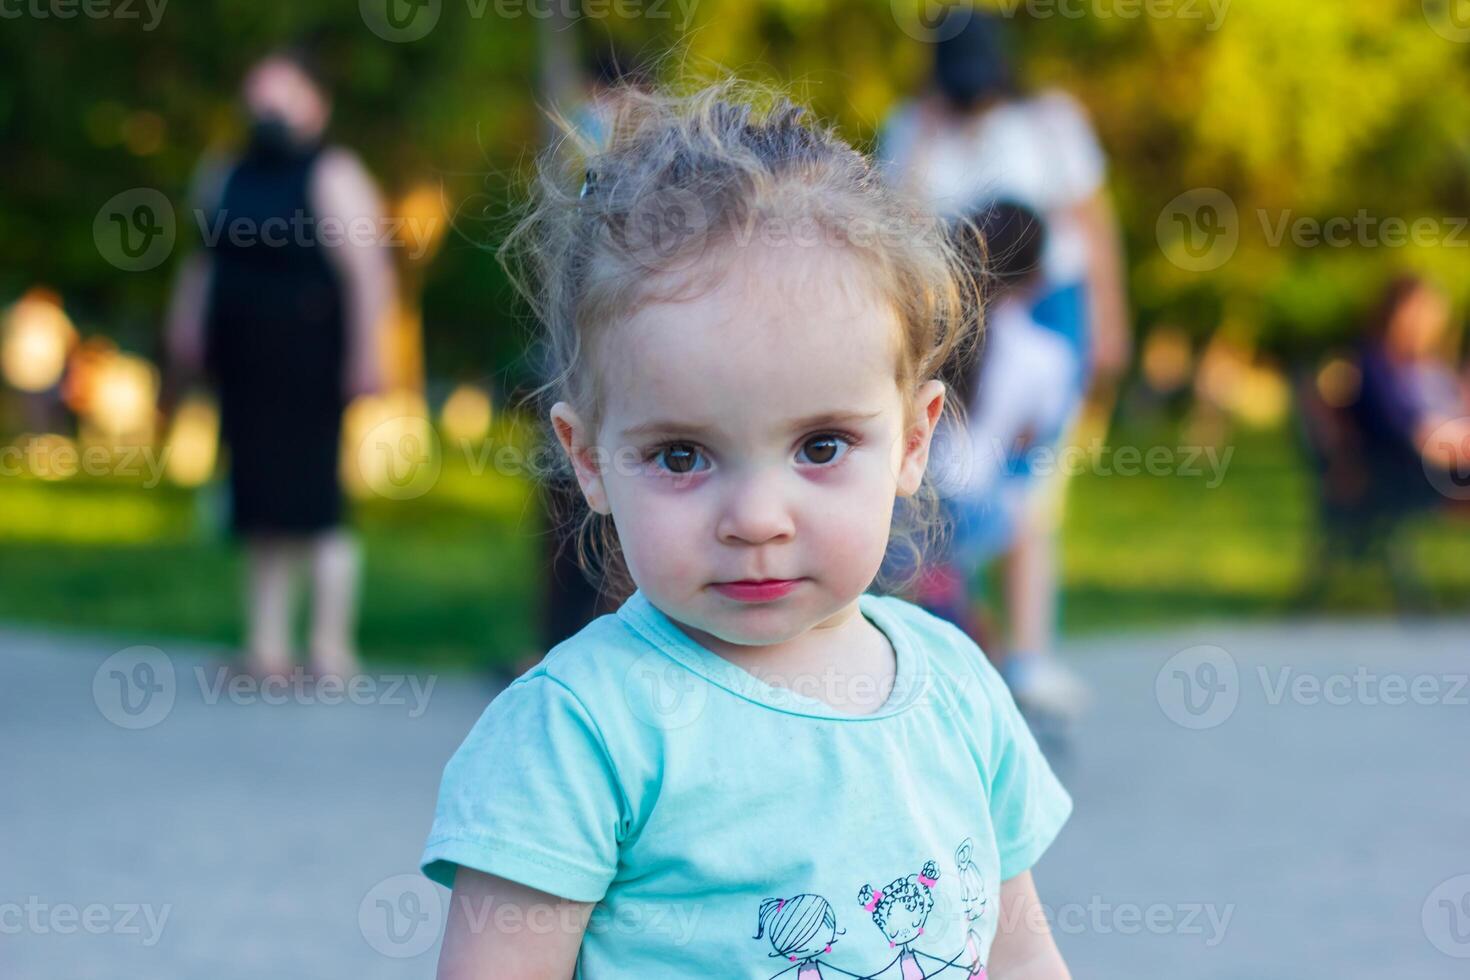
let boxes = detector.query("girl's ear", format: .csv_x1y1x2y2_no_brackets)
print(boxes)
550,401,611,515
895,379,947,498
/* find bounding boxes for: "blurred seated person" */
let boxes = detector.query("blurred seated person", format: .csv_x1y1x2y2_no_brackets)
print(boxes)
1297,275,1470,604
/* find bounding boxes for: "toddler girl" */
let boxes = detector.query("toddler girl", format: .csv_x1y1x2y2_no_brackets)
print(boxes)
421,78,1074,980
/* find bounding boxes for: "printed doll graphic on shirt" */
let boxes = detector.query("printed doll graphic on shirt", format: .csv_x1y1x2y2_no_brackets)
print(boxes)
754,893,865,979
954,838,989,979
855,860,969,979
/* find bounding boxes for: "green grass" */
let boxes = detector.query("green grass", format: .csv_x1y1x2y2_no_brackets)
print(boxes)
1058,420,1470,633
3,415,1469,668
0,414,545,671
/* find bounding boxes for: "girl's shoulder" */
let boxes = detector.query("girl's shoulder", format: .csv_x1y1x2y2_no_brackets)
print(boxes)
862,592,1015,709
514,609,657,710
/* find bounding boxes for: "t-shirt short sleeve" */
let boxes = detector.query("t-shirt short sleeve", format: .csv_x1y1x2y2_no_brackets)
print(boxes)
1033,90,1107,207
420,673,628,903
956,633,1074,881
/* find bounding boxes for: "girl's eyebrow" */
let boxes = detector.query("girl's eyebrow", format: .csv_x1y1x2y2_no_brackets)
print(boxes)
620,409,883,440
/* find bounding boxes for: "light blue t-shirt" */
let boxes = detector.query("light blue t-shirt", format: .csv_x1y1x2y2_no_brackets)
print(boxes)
421,587,1072,978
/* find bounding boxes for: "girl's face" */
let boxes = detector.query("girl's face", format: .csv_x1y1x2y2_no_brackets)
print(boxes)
552,241,946,650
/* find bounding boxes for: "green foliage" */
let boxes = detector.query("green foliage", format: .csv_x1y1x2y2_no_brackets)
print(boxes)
6,0,1470,377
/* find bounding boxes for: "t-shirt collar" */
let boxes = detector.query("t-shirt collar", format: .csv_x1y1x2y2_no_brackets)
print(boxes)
615,587,930,721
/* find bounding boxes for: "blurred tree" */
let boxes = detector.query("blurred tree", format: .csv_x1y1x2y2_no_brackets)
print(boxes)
4,0,1469,401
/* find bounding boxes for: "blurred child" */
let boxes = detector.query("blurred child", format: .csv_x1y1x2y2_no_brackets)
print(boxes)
877,11,1127,731
421,79,1074,979
921,202,1089,733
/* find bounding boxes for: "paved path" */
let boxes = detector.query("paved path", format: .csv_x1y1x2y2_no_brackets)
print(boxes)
4,615,1468,978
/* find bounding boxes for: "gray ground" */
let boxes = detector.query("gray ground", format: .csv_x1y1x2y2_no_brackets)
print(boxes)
4,615,1469,979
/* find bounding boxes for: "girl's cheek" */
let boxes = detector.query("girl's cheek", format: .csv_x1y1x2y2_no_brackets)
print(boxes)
613,479,707,579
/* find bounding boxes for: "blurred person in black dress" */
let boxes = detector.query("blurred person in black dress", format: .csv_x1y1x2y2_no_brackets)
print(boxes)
165,48,395,680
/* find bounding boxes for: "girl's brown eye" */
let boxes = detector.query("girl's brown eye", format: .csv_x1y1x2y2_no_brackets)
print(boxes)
799,434,850,466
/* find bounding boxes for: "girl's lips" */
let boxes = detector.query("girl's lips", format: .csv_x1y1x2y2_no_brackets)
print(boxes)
711,579,802,602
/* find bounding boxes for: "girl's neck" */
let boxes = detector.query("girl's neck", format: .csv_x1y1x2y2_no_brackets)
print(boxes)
671,597,897,716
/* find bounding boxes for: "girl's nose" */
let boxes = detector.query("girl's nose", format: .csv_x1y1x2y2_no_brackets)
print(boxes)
715,466,796,546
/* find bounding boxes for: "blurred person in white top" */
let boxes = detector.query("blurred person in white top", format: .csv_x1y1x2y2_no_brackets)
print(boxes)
878,12,1127,725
